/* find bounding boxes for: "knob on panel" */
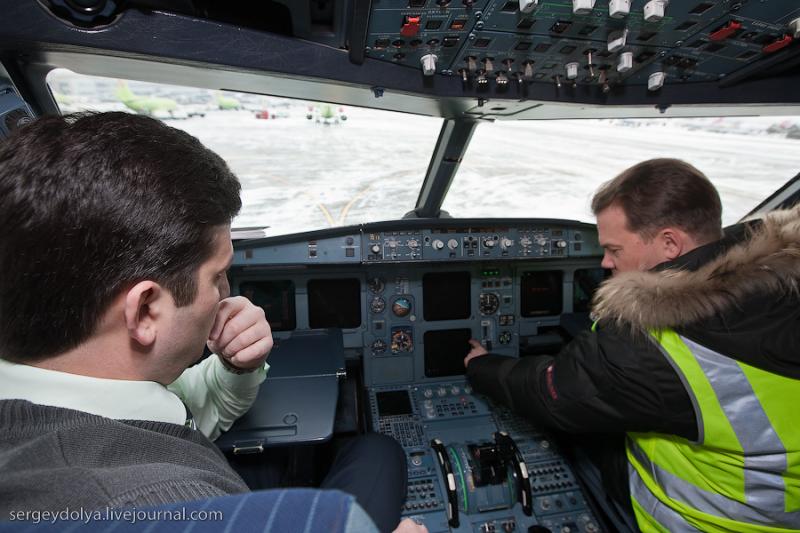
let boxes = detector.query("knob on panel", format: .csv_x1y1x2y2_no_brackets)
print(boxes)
421,54,438,76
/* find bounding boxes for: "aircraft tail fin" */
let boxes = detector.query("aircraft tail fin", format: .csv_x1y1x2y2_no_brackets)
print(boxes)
115,80,135,103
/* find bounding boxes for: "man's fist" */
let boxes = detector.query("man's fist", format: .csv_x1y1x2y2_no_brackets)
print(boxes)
207,296,272,371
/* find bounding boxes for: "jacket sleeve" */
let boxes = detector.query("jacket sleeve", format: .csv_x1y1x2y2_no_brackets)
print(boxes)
466,323,698,440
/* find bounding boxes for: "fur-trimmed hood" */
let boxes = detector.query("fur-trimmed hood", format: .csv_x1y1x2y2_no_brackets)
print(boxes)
591,204,800,330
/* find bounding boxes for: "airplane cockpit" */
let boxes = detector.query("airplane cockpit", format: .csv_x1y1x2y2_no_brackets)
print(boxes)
1,1,799,532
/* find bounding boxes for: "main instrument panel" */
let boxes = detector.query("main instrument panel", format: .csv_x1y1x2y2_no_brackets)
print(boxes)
232,219,607,532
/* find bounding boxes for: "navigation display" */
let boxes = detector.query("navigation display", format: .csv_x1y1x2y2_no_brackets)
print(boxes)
239,280,296,331
308,278,361,329
423,271,471,321
424,328,473,378
520,271,563,317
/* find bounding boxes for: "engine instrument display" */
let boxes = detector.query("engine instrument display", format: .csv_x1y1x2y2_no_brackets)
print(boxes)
423,271,471,321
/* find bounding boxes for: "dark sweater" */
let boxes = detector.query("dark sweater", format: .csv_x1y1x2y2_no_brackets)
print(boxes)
0,400,249,514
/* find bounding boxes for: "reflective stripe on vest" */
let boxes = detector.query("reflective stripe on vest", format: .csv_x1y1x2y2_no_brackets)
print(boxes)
627,329,800,532
629,461,704,533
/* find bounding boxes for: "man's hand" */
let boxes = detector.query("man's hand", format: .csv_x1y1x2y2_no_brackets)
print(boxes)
392,518,428,533
208,296,273,371
464,339,489,368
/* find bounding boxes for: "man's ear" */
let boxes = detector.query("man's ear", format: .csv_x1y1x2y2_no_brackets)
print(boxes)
658,228,684,261
124,281,167,347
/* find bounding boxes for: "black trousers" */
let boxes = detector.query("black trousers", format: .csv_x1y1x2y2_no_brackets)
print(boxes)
228,433,406,533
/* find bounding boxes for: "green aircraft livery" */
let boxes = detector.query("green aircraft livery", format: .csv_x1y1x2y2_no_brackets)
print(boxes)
115,80,177,115
215,92,241,110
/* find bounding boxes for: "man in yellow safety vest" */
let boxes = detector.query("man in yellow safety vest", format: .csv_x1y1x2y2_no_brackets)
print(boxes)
465,158,800,532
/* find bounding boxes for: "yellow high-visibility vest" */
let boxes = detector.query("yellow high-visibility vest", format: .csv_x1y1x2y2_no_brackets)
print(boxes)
627,329,800,532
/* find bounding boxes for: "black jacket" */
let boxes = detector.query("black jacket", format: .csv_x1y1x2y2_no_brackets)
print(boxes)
466,206,800,506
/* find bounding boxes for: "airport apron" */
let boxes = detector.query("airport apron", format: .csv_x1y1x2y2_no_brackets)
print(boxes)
626,329,800,533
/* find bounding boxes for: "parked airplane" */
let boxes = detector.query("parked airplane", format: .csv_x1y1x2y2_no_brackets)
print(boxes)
215,91,242,110
306,103,347,124
114,79,180,117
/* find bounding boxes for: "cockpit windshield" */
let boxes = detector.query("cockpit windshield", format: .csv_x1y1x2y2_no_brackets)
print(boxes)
442,118,800,226
47,69,443,236
48,68,800,234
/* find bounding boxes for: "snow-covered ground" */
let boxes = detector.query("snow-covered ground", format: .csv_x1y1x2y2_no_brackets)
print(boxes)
173,109,800,236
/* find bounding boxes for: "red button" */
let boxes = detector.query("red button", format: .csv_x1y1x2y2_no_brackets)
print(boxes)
709,20,742,42
762,34,793,54
401,16,421,38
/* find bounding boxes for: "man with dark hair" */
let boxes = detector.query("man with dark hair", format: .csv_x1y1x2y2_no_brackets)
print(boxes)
0,112,414,533
465,158,800,531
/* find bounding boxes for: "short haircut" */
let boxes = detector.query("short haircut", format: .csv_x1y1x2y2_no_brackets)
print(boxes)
591,158,723,243
0,112,241,362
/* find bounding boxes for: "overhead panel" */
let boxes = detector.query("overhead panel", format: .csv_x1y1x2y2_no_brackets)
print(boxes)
365,0,800,94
